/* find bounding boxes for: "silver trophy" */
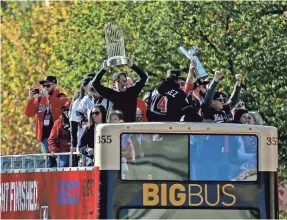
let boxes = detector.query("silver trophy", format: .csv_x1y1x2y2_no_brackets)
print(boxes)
178,46,208,79
104,22,129,67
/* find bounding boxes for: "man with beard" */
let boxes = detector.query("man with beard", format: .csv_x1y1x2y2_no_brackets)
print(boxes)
24,76,70,167
192,78,211,106
147,69,189,122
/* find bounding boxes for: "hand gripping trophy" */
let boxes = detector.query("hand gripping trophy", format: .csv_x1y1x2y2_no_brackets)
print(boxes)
178,45,208,79
104,22,129,67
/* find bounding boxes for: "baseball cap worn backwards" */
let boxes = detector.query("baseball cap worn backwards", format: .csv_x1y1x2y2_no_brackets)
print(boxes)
166,69,181,79
195,78,209,87
39,76,57,85
213,91,225,100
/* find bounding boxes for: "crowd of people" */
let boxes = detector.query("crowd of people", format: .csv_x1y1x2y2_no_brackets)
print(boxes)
24,58,264,168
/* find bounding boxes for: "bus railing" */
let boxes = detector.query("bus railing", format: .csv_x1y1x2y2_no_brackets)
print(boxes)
0,151,91,171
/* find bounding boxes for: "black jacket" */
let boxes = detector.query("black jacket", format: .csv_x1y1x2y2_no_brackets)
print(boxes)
147,79,189,122
91,65,148,122
79,124,95,156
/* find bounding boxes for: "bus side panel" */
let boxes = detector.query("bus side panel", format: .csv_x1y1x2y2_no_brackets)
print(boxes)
0,168,99,219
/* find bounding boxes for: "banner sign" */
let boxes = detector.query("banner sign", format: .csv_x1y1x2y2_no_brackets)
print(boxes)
1,169,99,219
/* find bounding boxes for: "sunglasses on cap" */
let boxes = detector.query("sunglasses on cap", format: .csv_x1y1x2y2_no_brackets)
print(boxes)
43,84,53,88
92,111,101,116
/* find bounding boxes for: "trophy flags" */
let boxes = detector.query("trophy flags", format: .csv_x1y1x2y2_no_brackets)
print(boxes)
104,22,129,67
178,46,208,79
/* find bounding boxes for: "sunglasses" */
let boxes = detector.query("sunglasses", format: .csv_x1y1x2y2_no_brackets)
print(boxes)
92,111,101,116
246,115,253,120
215,99,225,103
43,84,53,88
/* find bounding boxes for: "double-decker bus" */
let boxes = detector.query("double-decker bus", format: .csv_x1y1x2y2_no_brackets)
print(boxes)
1,122,279,219
96,122,279,219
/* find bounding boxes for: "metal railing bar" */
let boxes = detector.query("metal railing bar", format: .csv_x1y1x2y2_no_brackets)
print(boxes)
1,152,80,157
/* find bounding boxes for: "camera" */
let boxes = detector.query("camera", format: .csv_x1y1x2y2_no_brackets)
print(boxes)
30,88,40,94
30,88,43,95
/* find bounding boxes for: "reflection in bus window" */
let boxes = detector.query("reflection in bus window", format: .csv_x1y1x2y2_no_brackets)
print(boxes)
119,208,260,219
120,134,189,181
189,135,258,181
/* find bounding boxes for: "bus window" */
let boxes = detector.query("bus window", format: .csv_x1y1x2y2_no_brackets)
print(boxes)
120,134,189,181
118,208,260,219
190,134,258,181
120,134,258,181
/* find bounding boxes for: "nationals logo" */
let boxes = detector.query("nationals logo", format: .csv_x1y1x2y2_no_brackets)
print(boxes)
38,104,49,113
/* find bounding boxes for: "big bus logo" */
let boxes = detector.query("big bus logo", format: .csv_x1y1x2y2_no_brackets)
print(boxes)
143,183,236,207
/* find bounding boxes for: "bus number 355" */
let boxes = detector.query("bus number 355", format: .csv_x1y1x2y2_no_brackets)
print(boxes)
97,135,112,144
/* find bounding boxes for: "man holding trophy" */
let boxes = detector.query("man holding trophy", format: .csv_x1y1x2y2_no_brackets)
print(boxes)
90,23,148,122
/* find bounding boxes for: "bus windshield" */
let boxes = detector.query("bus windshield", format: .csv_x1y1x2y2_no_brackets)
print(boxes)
120,134,258,181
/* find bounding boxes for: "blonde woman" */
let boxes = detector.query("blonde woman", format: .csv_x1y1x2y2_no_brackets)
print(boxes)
246,111,264,125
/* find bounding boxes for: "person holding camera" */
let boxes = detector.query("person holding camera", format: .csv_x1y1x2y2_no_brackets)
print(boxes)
24,76,70,167
48,104,71,167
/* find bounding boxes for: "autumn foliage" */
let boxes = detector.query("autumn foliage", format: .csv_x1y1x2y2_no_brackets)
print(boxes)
1,1,287,176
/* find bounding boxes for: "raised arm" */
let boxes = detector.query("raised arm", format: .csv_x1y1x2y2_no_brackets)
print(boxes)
24,90,40,117
90,65,118,101
184,60,196,94
227,74,242,109
204,71,223,107
24,97,39,117
128,59,148,95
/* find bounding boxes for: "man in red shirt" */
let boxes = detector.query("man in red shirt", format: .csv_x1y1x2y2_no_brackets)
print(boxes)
24,76,70,167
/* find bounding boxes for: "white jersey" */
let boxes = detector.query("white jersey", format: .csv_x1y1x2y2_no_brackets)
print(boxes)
76,95,113,121
70,98,81,122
